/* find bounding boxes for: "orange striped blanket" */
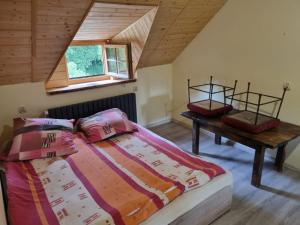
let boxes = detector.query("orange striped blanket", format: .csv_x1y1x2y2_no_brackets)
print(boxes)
5,124,225,225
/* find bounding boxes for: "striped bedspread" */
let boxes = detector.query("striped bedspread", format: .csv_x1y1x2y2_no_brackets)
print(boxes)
5,124,225,225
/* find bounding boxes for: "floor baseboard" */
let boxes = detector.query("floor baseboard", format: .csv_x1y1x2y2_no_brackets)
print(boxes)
284,164,300,173
144,117,172,128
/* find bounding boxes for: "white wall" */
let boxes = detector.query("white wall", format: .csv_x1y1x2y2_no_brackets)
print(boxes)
172,0,300,170
0,64,172,149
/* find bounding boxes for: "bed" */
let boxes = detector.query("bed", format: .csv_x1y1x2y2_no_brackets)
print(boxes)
0,93,232,225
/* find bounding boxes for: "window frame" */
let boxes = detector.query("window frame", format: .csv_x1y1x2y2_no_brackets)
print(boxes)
105,44,130,79
64,40,133,86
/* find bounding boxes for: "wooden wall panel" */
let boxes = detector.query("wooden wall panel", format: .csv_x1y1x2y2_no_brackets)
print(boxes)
95,0,159,5
32,0,92,82
46,57,68,88
111,7,158,74
138,0,227,68
0,0,32,85
74,3,154,41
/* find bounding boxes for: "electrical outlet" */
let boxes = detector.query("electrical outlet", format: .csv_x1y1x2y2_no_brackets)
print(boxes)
18,106,27,114
283,81,291,91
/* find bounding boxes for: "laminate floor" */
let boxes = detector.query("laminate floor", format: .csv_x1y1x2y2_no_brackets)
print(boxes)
150,122,300,225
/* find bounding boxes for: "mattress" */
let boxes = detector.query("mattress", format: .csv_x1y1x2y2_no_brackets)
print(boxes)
139,128,232,225
3,124,226,225
139,129,232,225
142,171,232,225
1,172,232,225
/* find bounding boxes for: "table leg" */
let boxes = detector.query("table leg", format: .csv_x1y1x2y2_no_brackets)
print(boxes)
251,146,265,187
192,121,200,155
215,134,222,145
275,144,286,172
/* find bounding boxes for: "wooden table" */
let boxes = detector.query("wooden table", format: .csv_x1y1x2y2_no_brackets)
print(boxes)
181,110,300,187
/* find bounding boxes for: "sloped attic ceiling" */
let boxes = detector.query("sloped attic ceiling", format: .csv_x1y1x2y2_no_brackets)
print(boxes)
0,0,227,85
74,3,155,40
139,0,227,67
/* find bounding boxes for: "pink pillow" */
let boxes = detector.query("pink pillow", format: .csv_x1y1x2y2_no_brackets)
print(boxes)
20,118,74,129
78,108,137,142
4,118,77,161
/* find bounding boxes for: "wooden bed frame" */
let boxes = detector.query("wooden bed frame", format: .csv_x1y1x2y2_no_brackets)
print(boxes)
0,93,232,225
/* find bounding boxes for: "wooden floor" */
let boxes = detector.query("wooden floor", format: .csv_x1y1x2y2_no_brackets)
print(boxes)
150,122,300,225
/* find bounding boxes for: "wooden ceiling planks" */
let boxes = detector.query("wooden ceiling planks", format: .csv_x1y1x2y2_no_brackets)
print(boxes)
32,0,93,82
0,0,32,85
46,56,68,89
138,0,227,67
94,0,160,5
0,0,226,85
74,3,154,40
111,7,158,74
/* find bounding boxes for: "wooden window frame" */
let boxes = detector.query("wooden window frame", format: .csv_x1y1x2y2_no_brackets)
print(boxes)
105,44,131,79
65,40,133,86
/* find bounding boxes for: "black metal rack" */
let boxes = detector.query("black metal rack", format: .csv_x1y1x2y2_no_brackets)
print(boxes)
188,76,238,109
226,82,288,125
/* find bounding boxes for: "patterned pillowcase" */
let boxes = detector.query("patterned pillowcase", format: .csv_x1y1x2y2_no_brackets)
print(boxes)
20,118,74,129
78,108,137,143
4,118,77,161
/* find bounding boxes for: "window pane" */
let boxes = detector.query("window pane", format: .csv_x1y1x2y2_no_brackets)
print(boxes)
65,45,104,78
118,61,128,75
107,61,118,73
106,48,116,60
117,48,126,61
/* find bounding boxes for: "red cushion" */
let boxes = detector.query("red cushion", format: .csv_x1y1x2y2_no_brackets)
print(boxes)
187,100,233,117
222,111,280,134
78,108,137,143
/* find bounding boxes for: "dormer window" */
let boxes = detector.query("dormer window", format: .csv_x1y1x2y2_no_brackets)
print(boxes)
45,2,156,94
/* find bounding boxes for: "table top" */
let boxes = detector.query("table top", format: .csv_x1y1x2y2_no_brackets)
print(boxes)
181,110,300,149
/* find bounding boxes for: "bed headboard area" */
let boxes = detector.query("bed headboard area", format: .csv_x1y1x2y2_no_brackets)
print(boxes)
47,93,137,122
0,93,137,225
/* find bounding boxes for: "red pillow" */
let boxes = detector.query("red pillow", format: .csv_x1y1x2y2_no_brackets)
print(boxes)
187,100,233,117
222,111,281,134
78,108,137,143
2,118,77,161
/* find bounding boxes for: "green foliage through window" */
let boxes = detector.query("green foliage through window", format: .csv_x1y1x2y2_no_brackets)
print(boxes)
66,45,104,78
